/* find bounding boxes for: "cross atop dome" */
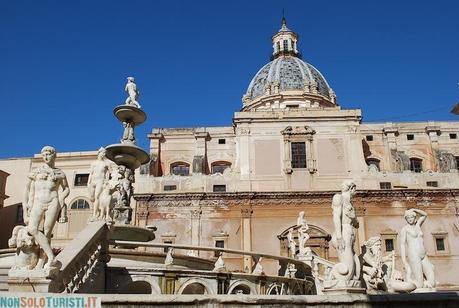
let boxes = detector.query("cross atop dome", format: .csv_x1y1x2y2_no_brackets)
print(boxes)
271,17,300,60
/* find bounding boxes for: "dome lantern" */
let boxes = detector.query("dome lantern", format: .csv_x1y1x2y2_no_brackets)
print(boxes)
271,17,300,60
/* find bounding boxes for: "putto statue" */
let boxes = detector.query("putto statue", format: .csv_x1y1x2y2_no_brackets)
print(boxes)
19,146,69,272
400,208,436,291
324,180,361,290
88,148,111,221
125,76,141,108
361,236,394,292
297,211,310,256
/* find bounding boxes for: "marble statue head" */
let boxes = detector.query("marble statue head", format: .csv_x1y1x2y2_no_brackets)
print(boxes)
127,76,135,82
97,147,106,159
404,209,417,224
364,236,382,257
41,146,56,165
341,180,356,194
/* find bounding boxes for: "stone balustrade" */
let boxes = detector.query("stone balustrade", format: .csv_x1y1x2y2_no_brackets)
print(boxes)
49,221,110,293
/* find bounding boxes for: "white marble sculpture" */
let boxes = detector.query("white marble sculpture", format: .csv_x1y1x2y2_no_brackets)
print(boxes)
297,211,310,256
361,236,393,292
125,76,141,108
8,225,40,270
400,208,436,291
20,146,69,271
88,148,110,221
121,122,136,144
325,180,361,289
287,229,296,258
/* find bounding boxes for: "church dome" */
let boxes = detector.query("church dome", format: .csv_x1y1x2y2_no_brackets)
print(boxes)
242,19,336,111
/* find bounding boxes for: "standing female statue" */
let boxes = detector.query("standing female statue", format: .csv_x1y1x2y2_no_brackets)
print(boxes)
297,211,310,255
400,208,435,290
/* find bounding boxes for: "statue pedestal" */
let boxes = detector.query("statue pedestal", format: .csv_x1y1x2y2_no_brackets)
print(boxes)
322,286,366,295
8,267,59,292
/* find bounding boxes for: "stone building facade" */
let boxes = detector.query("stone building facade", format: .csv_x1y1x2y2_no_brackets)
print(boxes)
0,19,458,289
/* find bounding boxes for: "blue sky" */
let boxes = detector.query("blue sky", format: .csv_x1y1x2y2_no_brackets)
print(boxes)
1,0,458,158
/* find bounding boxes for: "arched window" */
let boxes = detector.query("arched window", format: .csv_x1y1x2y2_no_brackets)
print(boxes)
366,158,380,172
410,158,423,173
211,161,231,174
70,199,90,210
181,283,208,294
170,162,190,176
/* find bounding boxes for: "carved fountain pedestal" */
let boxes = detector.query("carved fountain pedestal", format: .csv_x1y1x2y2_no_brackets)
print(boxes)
106,105,149,224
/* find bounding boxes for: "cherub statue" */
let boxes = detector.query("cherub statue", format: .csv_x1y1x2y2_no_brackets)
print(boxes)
125,77,141,108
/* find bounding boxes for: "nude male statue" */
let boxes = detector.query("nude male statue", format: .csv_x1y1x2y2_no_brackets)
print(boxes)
88,147,110,220
329,180,360,284
23,146,69,268
125,77,141,108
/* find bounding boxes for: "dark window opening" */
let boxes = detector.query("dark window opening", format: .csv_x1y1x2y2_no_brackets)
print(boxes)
163,240,173,253
218,139,226,144
283,40,288,51
435,238,445,251
291,142,306,168
367,159,380,171
171,162,190,176
410,158,422,173
213,185,226,192
74,174,89,187
71,199,90,210
450,133,457,139
215,240,225,257
385,239,394,252
211,162,231,174
456,157,459,170
426,181,438,187
164,185,177,191
16,204,24,224
276,41,280,52
407,134,414,141
366,135,373,141
380,182,392,189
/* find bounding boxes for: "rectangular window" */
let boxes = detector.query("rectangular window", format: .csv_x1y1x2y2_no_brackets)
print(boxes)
407,134,414,141
426,181,438,187
410,159,422,173
163,240,173,253
16,204,23,224
366,135,373,141
435,238,445,251
213,185,226,192
218,138,226,144
215,240,225,257
291,142,307,168
450,133,457,139
164,185,177,191
283,40,288,51
74,173,89,187
385,239,394,252
379,182,392,189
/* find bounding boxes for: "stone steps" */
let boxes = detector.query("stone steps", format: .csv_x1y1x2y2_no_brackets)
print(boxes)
0,267,9,291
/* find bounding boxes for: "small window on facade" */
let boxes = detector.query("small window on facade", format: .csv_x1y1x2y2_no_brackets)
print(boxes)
410,158,422,173
407,134,414,141
218,139,226,144
435,238,445,251
283,40,288,51
171,162,190,176
276,41,280,52
385,239,394,252
450,133,457,139
16,204,24,224
380,182,392,189
71,199,90,210
291,142,306,168
215,240,225,256
213,185,226,192
74,174,89,187
367,159,380,171
211,162,231,174
366,135,373,141
291,40,294,50
426,181,438,187
164,185,177,191
163,240,173,253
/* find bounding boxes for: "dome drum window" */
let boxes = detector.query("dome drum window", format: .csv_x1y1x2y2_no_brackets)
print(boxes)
170,162,190,176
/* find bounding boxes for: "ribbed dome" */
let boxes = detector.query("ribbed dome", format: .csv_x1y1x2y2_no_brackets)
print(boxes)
245,55,333,101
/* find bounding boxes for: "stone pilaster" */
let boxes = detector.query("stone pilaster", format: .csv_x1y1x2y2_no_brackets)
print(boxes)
190,209,202,255
148,129,164,176
193,130,210,174
241,208,253,273
383,124,399,172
